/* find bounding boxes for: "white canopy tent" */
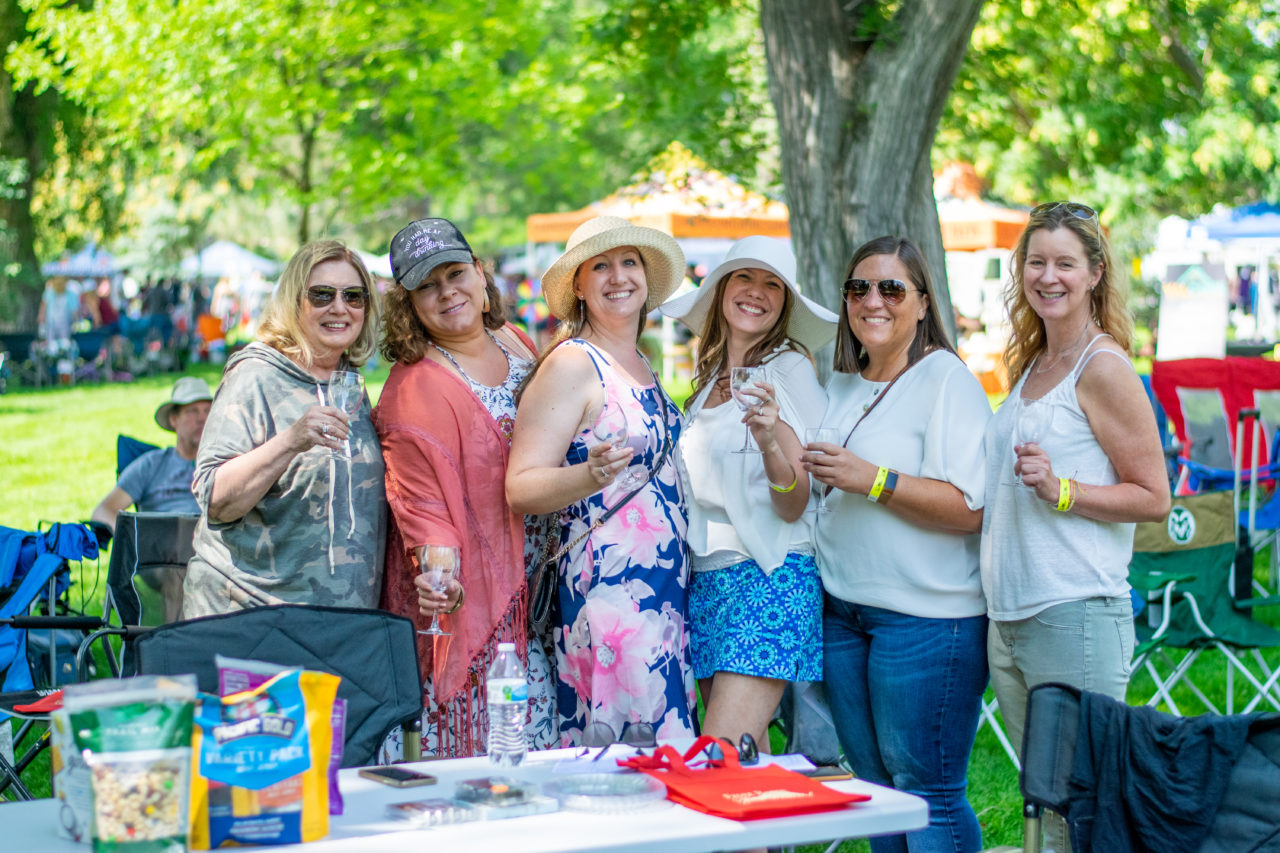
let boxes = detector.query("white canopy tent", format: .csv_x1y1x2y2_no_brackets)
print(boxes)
180,241,281,280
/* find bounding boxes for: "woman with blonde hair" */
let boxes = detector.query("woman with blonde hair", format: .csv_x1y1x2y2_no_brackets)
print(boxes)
184,240,386,617
508,215,695,745
981,202,1170,851
660,235,835,753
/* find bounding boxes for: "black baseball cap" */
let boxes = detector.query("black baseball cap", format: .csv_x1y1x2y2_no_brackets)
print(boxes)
388,218,474,291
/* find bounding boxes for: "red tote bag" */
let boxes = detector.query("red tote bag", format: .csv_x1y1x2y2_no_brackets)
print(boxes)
617,735,869,820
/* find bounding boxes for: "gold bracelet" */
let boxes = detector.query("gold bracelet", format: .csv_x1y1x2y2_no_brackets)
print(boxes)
769,468,798,493
443,584,466,614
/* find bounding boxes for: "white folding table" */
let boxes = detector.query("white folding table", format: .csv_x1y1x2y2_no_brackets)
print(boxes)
2,747,928,851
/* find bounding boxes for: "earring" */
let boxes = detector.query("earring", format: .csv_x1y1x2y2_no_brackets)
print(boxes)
483,294,491,312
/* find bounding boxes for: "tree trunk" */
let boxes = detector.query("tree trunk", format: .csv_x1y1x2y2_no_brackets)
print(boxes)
760,0,985,348
0,7,46,331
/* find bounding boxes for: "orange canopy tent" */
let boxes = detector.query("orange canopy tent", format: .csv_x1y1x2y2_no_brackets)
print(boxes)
528,151,1029,252
934,162,1030,251
525,143,790,244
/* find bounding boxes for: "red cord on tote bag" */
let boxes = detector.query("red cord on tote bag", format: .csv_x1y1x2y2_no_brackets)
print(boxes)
616,735,869,820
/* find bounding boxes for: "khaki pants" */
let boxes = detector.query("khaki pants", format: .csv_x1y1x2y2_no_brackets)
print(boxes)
988,596,1135,852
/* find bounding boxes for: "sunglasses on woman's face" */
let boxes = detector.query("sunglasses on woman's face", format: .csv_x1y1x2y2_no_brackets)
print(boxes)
306,286,368,309
1031,201,1098,222
842,278,918,306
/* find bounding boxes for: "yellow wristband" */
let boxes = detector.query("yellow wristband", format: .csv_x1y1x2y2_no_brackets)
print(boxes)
769,468,798,493
1056,477,1072,512
867,466,889,502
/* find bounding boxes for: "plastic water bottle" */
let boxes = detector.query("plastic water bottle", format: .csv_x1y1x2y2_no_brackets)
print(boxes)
486,642,528,767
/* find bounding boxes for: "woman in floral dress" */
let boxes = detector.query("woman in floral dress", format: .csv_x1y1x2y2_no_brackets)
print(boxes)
508,216,696,744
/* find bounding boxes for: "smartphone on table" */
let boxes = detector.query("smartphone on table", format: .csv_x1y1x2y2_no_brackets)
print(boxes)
798,765,854,781
358,766,439,788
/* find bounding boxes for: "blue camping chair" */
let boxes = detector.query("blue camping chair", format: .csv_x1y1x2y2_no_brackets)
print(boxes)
0,522,100,800
116,434,160,479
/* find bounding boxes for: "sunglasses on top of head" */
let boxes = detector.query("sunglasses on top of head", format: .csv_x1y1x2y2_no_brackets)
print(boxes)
306,286,368,309
1031,201,1098,223
842,278,920,306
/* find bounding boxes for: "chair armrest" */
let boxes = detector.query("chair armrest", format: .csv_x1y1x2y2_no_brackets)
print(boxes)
1129,571,1197,592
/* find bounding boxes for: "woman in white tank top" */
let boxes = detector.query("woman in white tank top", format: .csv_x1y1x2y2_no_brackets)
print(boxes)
980,202,1170,852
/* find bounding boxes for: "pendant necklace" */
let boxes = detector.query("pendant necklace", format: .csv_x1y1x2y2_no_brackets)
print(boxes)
1035,321,1091,374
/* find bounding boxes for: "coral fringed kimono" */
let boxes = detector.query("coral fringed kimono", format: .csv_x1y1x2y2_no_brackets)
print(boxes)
374,344,530,757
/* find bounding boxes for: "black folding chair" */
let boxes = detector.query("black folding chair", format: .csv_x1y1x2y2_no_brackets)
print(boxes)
76,511,197,679
1021,683,1280,852
129,603,423,766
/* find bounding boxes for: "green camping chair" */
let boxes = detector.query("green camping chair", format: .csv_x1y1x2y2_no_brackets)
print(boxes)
1130,490,1280,716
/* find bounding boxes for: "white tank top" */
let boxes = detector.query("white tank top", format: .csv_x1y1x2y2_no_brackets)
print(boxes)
980,337,1136,621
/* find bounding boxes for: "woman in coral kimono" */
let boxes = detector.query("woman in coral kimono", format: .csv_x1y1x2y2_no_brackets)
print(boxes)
375,218,556,757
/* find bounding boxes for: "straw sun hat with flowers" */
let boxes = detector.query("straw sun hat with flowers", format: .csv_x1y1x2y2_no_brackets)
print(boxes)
540,216,686,320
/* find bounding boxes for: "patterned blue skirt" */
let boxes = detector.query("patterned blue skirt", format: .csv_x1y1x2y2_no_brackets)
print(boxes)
688,552,823,681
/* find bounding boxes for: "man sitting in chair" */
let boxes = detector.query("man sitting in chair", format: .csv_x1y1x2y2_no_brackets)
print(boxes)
91,376,213,532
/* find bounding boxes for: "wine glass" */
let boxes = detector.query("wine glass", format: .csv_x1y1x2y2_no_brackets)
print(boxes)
805,428,839,514
1014,399,1054,485
730,366,766,454
592,401,646,490
417,544,458,636
324,369,365,458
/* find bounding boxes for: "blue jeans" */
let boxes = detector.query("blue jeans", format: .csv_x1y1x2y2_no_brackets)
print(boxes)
823,595,988,853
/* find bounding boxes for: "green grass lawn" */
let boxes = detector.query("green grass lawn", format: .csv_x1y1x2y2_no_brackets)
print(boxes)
4,368,1278,851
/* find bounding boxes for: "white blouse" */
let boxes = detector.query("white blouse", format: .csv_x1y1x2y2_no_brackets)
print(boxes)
677,349,828,575
814,350,991,619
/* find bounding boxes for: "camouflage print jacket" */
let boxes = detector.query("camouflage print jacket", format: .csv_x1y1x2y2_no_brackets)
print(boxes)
183,342,386,617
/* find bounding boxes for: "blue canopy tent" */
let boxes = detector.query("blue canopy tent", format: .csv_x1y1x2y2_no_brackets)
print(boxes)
40,243,119,278
1194,202,1280,241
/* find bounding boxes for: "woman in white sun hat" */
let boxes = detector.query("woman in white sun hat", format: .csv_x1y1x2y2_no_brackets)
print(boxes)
660,235,836,754
507,215,696,746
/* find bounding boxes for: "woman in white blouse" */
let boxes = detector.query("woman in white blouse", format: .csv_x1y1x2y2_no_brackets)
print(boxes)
661,236,837,751
803,236,991,853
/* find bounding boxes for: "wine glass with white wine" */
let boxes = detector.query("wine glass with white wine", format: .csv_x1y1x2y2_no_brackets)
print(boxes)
324,369,365,458
417,544,458,636
730,366,766,454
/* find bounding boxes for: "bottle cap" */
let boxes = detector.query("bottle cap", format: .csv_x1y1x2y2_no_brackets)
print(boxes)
497,642,516,652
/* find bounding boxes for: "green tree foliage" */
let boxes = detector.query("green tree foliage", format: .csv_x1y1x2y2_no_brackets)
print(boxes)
937,0,1280,242
9,0,770,256
0,0,126,328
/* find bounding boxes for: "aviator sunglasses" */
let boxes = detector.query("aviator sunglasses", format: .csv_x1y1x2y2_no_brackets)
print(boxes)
1031,201,1098,222
842,278,920,306
306,286,368,309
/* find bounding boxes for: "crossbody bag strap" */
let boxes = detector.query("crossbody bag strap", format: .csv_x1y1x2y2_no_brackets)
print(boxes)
543,358,674,566
837,357,917,449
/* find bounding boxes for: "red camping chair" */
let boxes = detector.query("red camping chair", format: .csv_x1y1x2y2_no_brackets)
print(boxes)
1152,358,1280,594
1150,358,1280,495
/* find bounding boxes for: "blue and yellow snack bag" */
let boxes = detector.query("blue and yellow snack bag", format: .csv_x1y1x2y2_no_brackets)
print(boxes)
189,669,339,848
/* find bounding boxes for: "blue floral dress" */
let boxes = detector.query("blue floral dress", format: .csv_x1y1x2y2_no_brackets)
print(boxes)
554,340,696,745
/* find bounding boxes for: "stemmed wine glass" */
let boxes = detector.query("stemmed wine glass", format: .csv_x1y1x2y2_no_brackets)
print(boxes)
805,428,839,514
592,401,646,490
324,369,365,458
417,544,458,636
730,366,766,454
1013,399,1054,485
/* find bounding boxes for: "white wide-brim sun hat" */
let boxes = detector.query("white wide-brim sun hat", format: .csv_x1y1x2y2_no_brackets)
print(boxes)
540,216,686,320
659,235,838,351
